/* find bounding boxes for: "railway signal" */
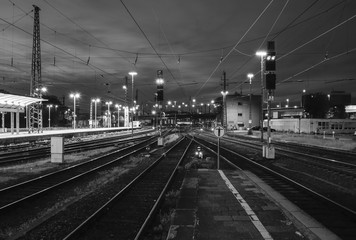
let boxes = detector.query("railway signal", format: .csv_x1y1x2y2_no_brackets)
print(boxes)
214,126,225,169
264,41,276,159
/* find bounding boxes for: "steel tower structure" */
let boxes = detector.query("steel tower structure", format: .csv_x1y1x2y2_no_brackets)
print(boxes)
29,5,43,133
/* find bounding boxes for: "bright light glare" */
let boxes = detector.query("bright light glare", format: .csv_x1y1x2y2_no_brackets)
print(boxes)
256,51,267,57
70,93,80,98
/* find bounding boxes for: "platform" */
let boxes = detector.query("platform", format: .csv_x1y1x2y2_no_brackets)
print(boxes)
167,169,340,240
0,126,149,145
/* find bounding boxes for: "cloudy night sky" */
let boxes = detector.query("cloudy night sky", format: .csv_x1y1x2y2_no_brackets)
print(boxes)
1,0,356,111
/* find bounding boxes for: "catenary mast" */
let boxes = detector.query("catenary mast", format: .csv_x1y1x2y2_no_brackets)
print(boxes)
29,5,43,133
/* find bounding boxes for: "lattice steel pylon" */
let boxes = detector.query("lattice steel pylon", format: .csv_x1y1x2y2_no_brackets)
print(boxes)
29,5,43,133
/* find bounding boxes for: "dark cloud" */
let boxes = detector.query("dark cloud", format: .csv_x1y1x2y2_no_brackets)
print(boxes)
0,0,356,111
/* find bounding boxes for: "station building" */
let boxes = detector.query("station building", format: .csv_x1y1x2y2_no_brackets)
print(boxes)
224,93,262,130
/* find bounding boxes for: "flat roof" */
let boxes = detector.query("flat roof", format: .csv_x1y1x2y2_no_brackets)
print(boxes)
0,93,47,112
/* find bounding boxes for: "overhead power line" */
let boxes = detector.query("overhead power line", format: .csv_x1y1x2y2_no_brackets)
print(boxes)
120,0,185,94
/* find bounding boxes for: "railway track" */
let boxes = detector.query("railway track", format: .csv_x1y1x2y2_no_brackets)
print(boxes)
193,134,356,240
0,131,153,166
202,132,356,180
227,132,356,164
0,135,159,215
63,136,192,240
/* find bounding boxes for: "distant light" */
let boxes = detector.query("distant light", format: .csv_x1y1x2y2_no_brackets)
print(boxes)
256,51,267,57
156,78,164,85
70,93,80,98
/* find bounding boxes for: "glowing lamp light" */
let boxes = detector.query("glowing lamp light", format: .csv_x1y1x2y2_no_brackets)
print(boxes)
256,51,267,57
156,78,164,85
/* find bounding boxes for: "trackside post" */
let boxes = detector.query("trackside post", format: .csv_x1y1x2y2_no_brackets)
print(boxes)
214,126,225,170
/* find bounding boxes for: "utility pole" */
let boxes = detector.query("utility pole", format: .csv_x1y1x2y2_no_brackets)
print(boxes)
135,88,139,116
29,5,43,133
221,71,228,129
124,76,128,107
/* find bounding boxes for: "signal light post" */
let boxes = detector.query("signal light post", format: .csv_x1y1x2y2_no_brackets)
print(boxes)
256,51,266,142
156,70,164,145
264,41,276,159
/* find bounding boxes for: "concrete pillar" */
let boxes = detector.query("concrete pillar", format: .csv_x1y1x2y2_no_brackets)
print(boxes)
16,110,20,134
1,112,4,132
10,112,14,134
51,136,64,163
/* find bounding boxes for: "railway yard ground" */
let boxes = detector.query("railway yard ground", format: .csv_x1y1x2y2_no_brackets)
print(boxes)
0,128,355,239
227,130,356,151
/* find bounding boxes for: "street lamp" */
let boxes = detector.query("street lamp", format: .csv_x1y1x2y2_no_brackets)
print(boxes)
70,92,80,129
247,73,254,134
90,99,94,128
92,98,100,128
47,104,53,129
116,104,123,126
286,98,289,108
256,51,267,142
106,101,112,127
129,71,137,137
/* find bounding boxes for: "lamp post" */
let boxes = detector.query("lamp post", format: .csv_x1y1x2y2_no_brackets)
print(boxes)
70,93,80,129
115,104,121,127
256,51,267,142
90,99,94,128
93,98,100,128
47,104,53,129
211,100,215,114
247,73,254,134
129,71,137,137
106,101,112,127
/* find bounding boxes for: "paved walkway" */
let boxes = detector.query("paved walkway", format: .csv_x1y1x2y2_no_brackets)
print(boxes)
167,169,340,240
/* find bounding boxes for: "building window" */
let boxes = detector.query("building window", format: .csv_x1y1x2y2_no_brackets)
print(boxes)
238,113,242,116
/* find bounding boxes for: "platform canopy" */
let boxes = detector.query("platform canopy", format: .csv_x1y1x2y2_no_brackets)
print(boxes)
0,93,47,113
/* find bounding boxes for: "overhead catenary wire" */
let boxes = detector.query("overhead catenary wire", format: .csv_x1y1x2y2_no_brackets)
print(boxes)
194,0,274,98
228,0,289,94
120,0,186,95
229,0,353,96
0,0,354,106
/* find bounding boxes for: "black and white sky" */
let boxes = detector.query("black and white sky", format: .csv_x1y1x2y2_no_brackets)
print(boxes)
1,0,356,111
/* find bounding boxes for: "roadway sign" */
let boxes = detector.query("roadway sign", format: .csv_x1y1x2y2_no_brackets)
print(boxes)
214,126,225,138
